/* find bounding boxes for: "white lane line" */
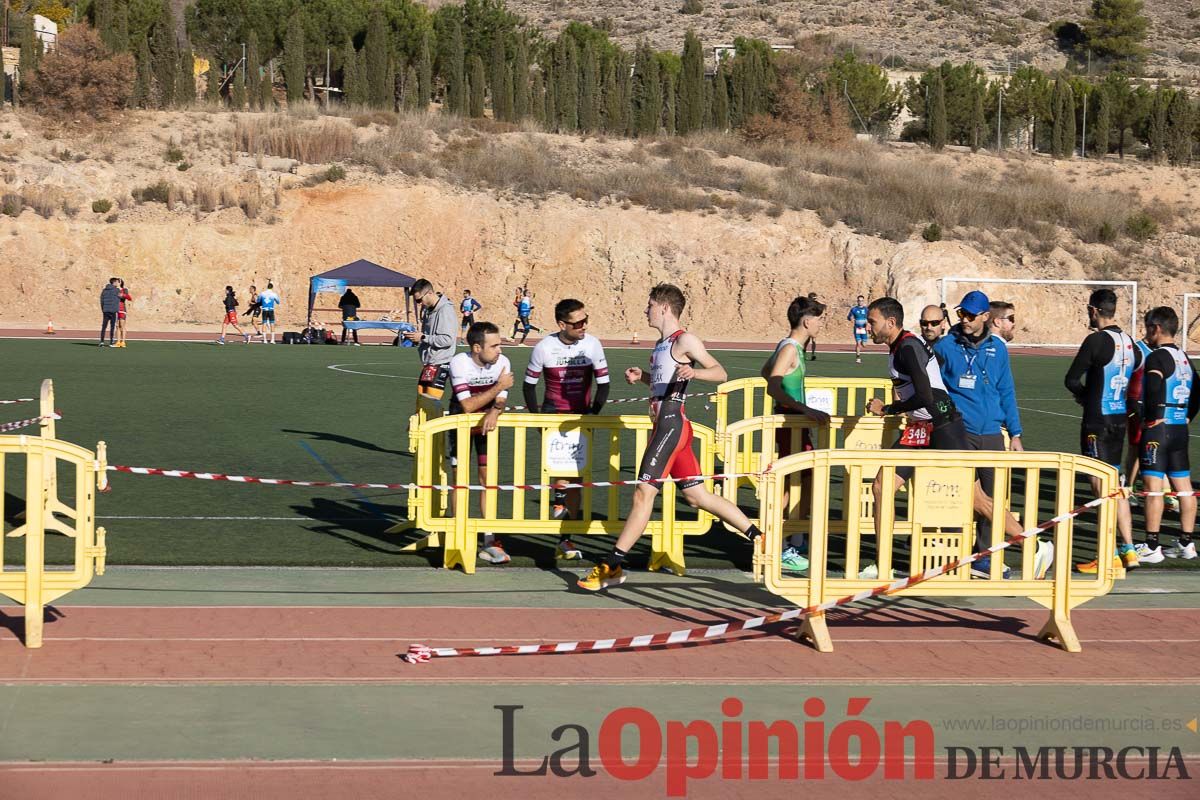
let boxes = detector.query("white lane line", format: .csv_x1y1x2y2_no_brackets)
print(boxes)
1019,405,1200,439
326,362,417,380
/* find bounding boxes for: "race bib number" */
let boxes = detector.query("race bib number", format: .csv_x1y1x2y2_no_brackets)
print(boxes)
898,420,934,448
418,364,447,398
806,388,835,416
546,429,588,475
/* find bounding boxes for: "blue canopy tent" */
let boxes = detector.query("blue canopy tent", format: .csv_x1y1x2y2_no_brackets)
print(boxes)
306,259,418,325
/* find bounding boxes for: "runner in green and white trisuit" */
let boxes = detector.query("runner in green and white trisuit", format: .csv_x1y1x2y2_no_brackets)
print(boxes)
761,295,831,572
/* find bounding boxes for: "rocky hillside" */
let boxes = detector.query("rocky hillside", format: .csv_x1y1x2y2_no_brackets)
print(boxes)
497,1,1200,83
0,108,1196,343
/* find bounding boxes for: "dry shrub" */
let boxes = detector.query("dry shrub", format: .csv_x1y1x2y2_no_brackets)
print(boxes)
25,26,133,121
195,181,219,212
220,182,240,208
233,115,354,163
239,183,263,219
351,111,398,128
1,192,24,217
741,80,853,147
351,116,432,174
22,187,58,218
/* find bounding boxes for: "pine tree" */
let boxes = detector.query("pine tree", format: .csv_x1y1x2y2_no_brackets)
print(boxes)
445,19,466,115
1147,85,1169,163
712,61,730,131
579,39,600,132
246,31,262,110
512,35,529,120
284,13,306,104
662,69,676,135
929,72,947,151
417,31,433,113
152,1,178,108
633,41,661,137
469,55,486,117
678,30,704,135
1093,87,1111,156
554,34,579,133
1165,89,1194,165
489,33,508,121
205,57,221,105
1087,0,1150,67
177,49,195,106
365,6,390,109
133,36,153,107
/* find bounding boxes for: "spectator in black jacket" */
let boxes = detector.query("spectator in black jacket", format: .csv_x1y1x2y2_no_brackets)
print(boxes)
339,288,362,345
99,277,120,347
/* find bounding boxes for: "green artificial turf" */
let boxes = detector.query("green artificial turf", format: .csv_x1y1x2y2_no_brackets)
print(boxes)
0,338,1196,569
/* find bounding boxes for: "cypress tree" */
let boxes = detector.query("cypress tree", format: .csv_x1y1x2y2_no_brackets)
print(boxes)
728,57,745,126
417,31,433,113
489,34,508,121
502,63,515,123
678,30,704,135
1147,86,1169,163
1094,87,1111,156
342,39,360,106
177,49,195,106
402,65,421,110
469,54,485,117
579,39,600,132
617,49,634,136
633,41,662,137
1166,89,1194,165
205,57,221,105
929,72,947,151
970,84,986,151
133,36,154,107
386,55,397,111
544,61,556,129
365,6,390,109
246,31,262,110
1051,78,1066,157
445,19,466,115
531,70,546,126
284,13,306,104
260,62,274,109
662,68,676,135
512,35,529,120
113,1,130,53
1063,82,1076,157
602,55,621,134
554,35,579,133
231,63,247,109
152,2,178,108
96,0,117,52
712,61,730,131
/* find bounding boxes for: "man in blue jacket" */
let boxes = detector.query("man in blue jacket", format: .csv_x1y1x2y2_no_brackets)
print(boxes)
933,290,1051,579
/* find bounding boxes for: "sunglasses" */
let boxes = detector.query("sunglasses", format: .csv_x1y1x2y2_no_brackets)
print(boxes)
563,316,589,329
956,309,979,321
919,319,941,327
996,316,1015,323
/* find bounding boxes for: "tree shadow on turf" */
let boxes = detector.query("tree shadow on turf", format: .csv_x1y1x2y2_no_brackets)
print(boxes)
282,429,409,457
290,496,443,565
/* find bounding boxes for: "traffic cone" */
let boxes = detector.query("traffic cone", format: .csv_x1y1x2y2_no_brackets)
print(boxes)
44,319,55,335
631,331,639,345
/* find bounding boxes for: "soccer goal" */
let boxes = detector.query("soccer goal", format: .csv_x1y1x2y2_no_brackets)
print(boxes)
938,277,1138,348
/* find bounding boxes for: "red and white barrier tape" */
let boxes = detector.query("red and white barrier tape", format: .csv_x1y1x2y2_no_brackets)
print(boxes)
0,398,35,405
0,413,61,433
400,492,1121,663
106,464,755,492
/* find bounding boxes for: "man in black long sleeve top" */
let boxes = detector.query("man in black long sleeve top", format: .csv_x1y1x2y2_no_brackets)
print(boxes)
1137,306,1199,561
1064,289,1141,573
863,297,969,578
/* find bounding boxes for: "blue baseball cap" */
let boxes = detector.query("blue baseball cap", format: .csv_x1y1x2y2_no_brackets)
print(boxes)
956,290,991,316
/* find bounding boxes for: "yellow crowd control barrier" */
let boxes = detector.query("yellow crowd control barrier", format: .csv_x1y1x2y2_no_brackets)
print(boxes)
402,407,717,575
755,449,1121,653
0,382,108,648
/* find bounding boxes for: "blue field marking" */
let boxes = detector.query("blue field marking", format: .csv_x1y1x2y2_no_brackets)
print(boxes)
297,440,389,520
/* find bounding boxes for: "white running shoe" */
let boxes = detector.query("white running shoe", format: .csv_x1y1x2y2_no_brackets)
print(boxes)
1166,495,1181,513
857,563,895,580
1033,539,1055,579
1164,540,1197,560
1134,543,1165,564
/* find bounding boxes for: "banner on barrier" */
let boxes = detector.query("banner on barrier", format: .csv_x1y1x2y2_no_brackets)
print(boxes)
545,429,588,475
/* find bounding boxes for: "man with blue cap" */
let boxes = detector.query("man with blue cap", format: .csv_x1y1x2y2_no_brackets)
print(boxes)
933,290,1052,579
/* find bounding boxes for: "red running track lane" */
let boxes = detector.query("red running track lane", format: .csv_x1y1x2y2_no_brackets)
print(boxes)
2,758,1197,800
0,328,1078,356
1,606,1198,683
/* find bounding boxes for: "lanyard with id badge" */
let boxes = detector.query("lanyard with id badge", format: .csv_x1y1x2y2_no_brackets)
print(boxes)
958,345,987,391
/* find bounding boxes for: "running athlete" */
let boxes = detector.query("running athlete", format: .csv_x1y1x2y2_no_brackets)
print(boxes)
459,290,482,344
1124,335,1155,504
761,295,830,573
115,279,132,348
523,299,611,561
217,286,250,344
258,282,281,344
511,289,540,345
848,295,869,364
864,297,970,579
577,283,763,591
448,321,515,565
243,285,265,342
1137,307,1199,562
1065,289,1142,573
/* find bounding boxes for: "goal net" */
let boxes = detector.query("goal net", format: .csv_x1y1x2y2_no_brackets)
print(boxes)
1181,294,1200,354
938,277,1139,349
